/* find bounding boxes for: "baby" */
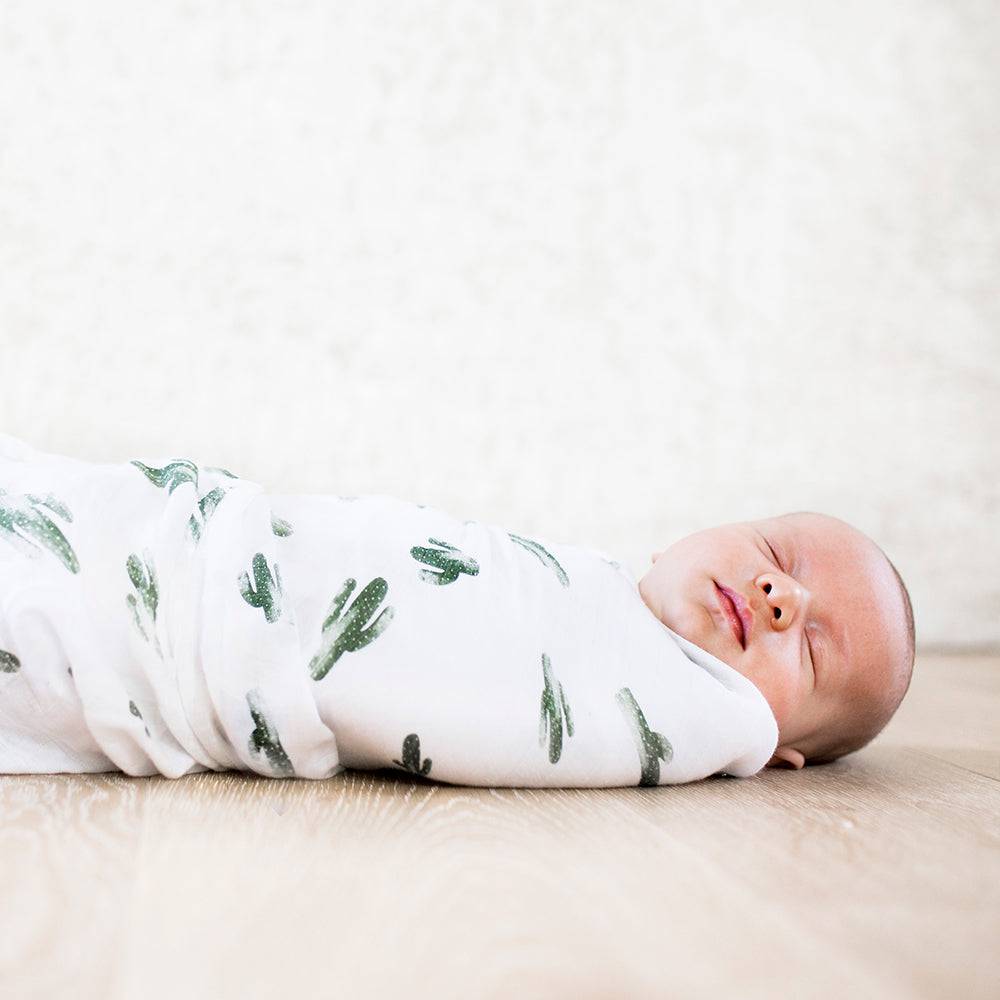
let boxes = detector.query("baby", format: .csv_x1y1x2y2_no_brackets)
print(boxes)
0,433,915,786
639,512,916,769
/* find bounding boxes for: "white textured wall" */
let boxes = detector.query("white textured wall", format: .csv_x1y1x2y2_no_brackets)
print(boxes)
1,1,997,648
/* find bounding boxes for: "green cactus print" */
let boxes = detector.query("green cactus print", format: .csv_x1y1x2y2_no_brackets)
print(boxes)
508,533,570,587
126,550,162,655
616,687,672,787
393,733,432,776
270,514,294,537
131,458,200,494
308,577,395,681
0,489,80,573
133,458,235,544
246,689,295,777
410,537,480,586
538,652,574,764
188,486,230,542
128,699,151,737
238,553,284,623
0,649,20,673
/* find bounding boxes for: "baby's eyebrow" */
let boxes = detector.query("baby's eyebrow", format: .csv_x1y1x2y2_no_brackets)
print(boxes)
814,596,853,693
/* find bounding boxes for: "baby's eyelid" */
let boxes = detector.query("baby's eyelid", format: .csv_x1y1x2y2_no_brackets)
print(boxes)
759,532,781,569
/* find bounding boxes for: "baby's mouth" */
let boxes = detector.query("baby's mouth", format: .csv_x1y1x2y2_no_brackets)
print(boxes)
714,582,746,650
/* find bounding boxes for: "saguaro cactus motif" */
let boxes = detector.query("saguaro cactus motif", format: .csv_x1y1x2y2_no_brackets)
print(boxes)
130,458,200,494
410,537,480,586
616,687,673,787
128,699,151,737
0,489,80,573
538,652,575,764
308,577,395,681
270,514,294,537
393,733,432,776
188,486,230,542
238,553,284,623
246,689,295,777
132,458,236,544
508,533,570,587
126,550,162,656
0,649,21,673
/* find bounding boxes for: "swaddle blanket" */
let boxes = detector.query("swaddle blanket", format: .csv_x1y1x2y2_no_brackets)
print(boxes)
0,434,778,787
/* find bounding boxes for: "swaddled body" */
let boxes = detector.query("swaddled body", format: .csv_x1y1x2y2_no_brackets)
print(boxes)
0,434,778,786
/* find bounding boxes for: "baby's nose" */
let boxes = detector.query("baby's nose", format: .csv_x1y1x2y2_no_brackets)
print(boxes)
755,573,806,630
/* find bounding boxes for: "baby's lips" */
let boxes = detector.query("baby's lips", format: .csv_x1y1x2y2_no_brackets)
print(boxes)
730,588,755,644
717,582,753,647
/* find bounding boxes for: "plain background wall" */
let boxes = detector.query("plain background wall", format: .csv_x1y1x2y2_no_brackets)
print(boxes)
1,1,997,649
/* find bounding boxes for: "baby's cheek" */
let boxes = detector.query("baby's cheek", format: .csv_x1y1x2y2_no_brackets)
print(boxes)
749,665,802,732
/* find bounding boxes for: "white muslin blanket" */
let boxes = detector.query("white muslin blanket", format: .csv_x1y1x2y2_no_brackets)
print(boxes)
0,434,778,786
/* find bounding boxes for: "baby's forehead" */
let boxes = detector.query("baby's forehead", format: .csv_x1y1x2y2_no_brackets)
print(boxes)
802,514,897,596
772,513,882,573
776,510,859,538
782,514,907,674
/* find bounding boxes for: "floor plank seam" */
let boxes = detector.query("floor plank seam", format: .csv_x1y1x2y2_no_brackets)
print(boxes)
908,749,1000,784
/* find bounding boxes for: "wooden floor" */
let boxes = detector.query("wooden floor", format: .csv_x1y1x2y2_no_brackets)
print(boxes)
0,653,997,999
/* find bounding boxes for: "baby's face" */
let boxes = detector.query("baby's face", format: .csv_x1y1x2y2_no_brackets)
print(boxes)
638,512,909,767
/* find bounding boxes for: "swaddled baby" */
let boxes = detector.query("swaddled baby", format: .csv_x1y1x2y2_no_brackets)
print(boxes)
0,434,914,786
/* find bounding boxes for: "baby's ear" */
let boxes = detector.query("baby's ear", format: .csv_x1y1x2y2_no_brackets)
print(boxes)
650,551,663,564
766,746,806,770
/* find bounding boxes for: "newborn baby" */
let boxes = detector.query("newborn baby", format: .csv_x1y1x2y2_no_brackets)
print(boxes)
0,434,915,786
639,514,916,770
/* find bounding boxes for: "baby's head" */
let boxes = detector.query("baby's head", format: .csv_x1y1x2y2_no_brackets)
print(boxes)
638,512,915,769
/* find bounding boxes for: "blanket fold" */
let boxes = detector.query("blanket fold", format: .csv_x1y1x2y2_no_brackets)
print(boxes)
0,434,778,787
